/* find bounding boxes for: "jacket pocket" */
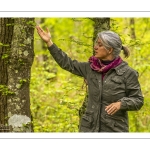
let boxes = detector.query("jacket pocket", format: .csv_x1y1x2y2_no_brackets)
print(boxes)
105,114,125,122
105,114,128,132
80,111,94,129
107,76,125,94
110,77,123,89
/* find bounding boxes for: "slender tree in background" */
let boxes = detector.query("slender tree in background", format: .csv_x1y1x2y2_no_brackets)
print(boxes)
129,18,140,131
79,18,110,122
130,18,136,39
0,18,35,132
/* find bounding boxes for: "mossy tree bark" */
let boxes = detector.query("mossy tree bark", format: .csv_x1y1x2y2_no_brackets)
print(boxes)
0,18,14,131
0,18,35,132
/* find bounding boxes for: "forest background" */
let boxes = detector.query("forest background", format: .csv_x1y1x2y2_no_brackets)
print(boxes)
31,18,150,132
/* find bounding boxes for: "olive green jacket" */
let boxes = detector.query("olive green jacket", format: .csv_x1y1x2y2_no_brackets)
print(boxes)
48,43,144,132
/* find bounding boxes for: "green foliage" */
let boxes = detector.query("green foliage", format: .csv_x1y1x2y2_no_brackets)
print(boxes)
2,53,9,59
0,42,9,47
26,20,36,27
30,61,86,132
17,79,28,89
30,18,150,132
0,85,14,95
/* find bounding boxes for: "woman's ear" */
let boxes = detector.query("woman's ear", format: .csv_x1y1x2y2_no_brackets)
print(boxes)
108,48,113,54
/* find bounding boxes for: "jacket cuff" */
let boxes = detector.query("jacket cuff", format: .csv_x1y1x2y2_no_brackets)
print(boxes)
118,98,127,110
48,43,55,50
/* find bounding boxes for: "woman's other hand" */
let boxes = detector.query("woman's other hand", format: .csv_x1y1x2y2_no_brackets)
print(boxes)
105,102,121,115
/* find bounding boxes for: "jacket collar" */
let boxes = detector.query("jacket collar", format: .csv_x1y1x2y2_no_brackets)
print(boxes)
114,61,128,75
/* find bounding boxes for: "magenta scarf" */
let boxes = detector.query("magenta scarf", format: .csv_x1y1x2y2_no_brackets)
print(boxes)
89,56,122,79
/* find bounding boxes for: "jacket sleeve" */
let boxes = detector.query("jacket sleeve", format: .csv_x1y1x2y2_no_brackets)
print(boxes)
48,43,88,78
119,69,144,111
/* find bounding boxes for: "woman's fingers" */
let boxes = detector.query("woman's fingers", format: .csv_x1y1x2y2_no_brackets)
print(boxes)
36,26,42,35
46,27,51,38
46,27,49,33
107,106,117,115
36,25,52,44
36,26,45,35
105,102,121,115
36,26,41,32
105,104,117,115
36,26,50,36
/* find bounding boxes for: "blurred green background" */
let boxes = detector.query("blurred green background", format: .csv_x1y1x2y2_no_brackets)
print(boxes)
31,18,150,132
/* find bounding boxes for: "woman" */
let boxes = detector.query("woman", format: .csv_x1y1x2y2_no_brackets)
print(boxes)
36,26,144,132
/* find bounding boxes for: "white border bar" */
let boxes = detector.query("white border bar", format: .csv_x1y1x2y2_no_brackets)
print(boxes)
1,11,150,17
0,133,150,138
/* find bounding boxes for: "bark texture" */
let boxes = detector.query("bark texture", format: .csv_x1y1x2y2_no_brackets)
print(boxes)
0,18,14,131
0,18,35,132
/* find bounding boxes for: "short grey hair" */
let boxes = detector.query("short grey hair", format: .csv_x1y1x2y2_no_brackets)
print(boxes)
97,31,122,57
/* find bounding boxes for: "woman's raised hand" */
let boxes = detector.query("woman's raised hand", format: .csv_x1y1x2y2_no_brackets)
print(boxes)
36,26,53,47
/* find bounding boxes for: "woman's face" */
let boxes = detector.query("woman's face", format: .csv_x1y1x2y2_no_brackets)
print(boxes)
94,38,114,60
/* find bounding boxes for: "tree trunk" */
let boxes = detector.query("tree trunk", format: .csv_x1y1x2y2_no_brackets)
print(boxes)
130,18,136,39
0,18,35,132
79,18,110,123
129,18,140,132
0,18,14,132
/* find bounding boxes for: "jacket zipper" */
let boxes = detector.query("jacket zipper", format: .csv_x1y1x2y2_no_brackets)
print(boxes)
95,73,103,131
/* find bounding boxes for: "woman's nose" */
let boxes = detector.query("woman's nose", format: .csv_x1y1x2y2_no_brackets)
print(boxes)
94,45,98,50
